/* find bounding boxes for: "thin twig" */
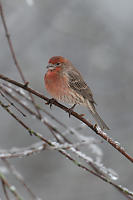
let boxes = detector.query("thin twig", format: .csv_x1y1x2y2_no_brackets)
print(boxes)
0,0,41,118
0,142,47,159
0,99,52,145
0,90,26,117
1,179,10,200
0,172,22,200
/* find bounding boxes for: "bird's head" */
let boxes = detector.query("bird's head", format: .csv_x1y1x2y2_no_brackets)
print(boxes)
46,56,70,71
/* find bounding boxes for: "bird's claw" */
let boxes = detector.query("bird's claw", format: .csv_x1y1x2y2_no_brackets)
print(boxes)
94,123,98,129
24,82,29,88
67,110,85,118
45,98,56,109
67,108,73,118
67,104,76,118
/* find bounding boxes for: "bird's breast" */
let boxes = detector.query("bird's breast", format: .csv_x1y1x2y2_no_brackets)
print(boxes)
44,70,69,100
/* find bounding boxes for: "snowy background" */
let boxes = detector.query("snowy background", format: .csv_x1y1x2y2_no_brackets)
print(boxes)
0,0,133,199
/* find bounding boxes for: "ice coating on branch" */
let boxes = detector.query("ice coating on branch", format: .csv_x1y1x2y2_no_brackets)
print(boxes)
89,144,103,163
41,116,47,123
118,185,133,196
0,166,9,174
36,144,44,151
19,88,26,95
94,161,119,180
114,141,125,151
107,168,119,180
20,99,29,106
71,147,93,162
9,185,16,192
5,87,13,93
114,141,121,146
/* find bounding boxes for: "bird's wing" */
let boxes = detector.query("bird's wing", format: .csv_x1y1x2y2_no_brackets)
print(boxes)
66,69,96,105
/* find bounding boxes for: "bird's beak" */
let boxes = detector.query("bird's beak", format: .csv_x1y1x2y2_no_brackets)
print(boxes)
46,64,55,70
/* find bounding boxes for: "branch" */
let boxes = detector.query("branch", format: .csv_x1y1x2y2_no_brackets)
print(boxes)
0,90,26,117
0,172,22,200
0,99,133,199
0,0,41,118
0,73,133,163
1,178,10,200
0,142,47,159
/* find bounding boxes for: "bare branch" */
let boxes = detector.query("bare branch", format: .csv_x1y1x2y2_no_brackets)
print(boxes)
0,172,22,200
1,179,10,200
0,142,47,159
0,0,41,118
0,90,26,117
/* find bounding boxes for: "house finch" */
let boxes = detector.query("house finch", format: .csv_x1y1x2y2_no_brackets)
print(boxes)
44,56,109,130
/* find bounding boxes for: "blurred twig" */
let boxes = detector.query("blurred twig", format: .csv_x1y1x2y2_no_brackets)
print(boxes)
1,179,9,200
2,159,39,200
0,90,26,117
0,142,47,159
0,172,22,200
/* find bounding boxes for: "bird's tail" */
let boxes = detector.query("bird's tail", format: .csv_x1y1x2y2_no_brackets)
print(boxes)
86,100,109,130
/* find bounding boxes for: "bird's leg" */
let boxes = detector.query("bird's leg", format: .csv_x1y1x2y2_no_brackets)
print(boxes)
45,98,57,109
94,123,98,129
67,104,76,117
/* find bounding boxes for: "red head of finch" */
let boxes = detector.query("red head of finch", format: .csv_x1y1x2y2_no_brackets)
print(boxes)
44,56,109,130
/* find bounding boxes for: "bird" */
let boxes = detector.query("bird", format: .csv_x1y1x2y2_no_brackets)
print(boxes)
44,56,109,130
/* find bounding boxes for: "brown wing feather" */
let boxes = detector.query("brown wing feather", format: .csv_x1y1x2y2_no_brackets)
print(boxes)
66,69,96,105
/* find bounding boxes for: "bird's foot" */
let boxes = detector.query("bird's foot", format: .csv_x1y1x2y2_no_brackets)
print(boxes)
67,104,76,117
45,98,56,109
94,123,98,129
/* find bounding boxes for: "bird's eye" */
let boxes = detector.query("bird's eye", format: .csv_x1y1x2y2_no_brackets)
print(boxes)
56,62,61,66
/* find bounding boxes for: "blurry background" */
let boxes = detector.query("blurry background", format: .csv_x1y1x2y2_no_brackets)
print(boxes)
0,0,133,199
